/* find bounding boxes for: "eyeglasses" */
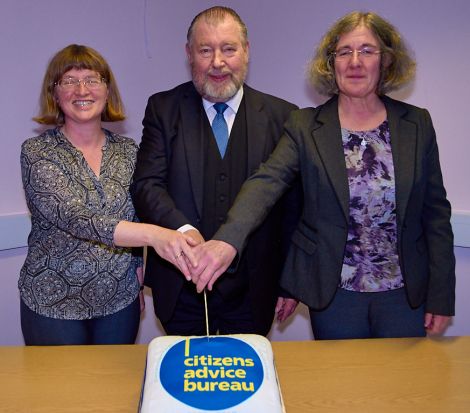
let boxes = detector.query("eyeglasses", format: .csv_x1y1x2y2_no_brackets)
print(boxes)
331,47,382,61
55,77,107,89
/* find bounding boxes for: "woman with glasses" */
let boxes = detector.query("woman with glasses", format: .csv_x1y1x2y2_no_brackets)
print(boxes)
19,44,197,345
191,12,455,339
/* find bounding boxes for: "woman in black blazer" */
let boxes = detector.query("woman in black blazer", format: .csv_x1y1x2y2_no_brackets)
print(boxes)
190,11,455,340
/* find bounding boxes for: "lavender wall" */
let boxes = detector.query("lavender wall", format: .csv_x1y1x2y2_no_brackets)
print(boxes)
1,0,469,345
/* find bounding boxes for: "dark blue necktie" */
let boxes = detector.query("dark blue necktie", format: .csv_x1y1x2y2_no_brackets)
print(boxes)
212,103,229,157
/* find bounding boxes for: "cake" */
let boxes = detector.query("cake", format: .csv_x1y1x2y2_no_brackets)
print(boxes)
139,334,285,412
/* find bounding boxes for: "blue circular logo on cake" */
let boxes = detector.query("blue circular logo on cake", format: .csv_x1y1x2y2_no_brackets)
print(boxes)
160,337,264,410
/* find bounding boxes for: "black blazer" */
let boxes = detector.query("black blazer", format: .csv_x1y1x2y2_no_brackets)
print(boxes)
215,95,455,316
131,82,299,333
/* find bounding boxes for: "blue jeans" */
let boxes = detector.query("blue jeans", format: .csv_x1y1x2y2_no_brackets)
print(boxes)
21,298,140,345
309,288,426,340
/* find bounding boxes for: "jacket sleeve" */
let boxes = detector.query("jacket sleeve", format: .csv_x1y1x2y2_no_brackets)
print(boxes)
421,109,456,315
214,116,301,254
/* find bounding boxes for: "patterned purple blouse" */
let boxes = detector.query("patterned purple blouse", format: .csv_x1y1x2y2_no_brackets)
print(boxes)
340,120,404,292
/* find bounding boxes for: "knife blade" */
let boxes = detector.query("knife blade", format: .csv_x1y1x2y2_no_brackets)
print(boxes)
203,289,210,340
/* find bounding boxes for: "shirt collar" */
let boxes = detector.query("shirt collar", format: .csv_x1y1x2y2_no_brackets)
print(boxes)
202,86,244,114
55,127,114,147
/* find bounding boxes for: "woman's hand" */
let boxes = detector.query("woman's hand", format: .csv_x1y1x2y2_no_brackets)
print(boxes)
149,227,199,281
113,221,199,280
425,313,452,335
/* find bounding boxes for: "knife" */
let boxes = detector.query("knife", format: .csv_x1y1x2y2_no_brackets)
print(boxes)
203,289,210,340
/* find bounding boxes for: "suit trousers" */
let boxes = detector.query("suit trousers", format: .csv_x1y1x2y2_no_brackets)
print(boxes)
156,282,257,336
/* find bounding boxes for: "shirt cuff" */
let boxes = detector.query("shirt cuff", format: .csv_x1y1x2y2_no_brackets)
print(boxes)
177,224,197,233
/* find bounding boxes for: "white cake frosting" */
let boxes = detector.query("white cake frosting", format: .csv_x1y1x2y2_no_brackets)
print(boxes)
139,334,285,413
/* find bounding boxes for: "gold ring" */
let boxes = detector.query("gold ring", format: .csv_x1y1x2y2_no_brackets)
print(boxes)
175,251,184,259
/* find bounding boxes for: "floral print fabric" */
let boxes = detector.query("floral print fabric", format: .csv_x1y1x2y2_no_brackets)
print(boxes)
340,121,404,292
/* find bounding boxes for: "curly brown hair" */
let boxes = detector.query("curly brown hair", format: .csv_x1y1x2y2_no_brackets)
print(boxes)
308,11,416,96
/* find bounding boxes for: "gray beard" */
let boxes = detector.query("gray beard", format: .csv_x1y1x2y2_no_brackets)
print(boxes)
191,67,247,102
201,79,240,102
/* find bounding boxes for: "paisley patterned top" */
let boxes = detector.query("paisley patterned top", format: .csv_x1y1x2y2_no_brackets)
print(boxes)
340,121,404,292
19,128,141,320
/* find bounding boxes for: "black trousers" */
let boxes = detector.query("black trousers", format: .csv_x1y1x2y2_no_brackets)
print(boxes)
154,282,259,336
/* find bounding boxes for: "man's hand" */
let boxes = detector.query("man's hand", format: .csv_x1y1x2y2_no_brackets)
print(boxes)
275,297,298,322
184,229,205,245
181,229,205,274
425,313,452,335
190,240,237,292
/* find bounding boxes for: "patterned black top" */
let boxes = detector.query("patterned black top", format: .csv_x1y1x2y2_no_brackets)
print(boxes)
340,121,404,292
19,128,141,320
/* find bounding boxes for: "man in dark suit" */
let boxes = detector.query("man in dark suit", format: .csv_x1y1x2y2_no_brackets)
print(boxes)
131,6,300,336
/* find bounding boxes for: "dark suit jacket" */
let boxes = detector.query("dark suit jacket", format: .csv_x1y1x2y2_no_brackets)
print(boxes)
131,81,299,333
215,95,455,316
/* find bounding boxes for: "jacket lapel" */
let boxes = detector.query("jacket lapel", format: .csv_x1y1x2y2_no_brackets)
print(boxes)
180,84,205,217
313,96,350,221
383,96,416,225
243,85,270,174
